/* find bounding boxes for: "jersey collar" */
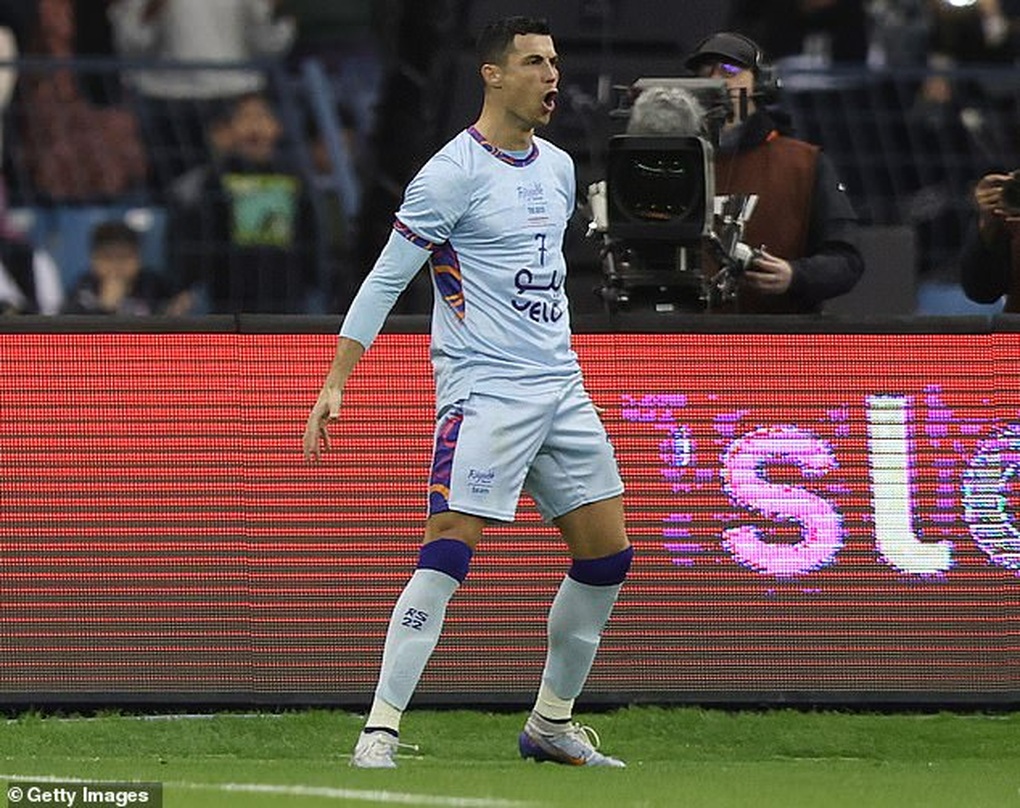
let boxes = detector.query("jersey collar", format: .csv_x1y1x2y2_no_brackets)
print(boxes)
467,126,540,167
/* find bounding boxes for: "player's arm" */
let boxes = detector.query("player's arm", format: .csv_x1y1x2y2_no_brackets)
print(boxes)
302,335,365,462
303,153,466,462
302,228,432,462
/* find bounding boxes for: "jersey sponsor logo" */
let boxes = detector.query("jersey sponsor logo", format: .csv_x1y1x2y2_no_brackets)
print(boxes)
511,297,565,323
509,242,566,323
518,181,549,222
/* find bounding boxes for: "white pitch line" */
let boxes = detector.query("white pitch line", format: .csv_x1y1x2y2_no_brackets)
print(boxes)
178,781,538,806
0,773,539,808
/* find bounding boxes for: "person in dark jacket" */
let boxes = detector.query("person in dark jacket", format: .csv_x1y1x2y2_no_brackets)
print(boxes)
684,32,864,313
165,91,318,314
959,170,1020,312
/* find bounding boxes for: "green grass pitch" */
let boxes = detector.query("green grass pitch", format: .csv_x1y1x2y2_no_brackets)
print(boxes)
1,707,1017,807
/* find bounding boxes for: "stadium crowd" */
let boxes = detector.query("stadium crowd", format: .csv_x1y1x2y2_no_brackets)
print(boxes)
0,0,1016,316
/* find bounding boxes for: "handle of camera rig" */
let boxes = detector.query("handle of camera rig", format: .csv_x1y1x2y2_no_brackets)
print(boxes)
704,231,761,308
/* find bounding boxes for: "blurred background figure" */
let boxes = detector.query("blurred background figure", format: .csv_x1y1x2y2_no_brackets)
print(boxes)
304,107,359,313
913,0,1018,131
727,0,870,67
61,219,177,315
901,0,1019,311
0,229,63,315
280,0,382,156
959,169,1020,310
0,2,28,211
165,91,319,314
15,0,149,202
866,0,933,68
108,0,296,191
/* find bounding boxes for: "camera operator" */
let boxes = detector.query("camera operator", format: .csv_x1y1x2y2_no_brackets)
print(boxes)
684,32,863,314
959,171,1020,312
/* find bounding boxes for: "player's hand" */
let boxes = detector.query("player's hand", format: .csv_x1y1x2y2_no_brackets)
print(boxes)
743,250,793,295
303,386,343,463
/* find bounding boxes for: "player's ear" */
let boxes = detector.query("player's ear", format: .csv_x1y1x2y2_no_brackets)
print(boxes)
481,62,503,89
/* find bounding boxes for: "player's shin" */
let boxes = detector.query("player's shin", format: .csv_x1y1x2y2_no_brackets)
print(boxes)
368,539,473,734
535,546,633,720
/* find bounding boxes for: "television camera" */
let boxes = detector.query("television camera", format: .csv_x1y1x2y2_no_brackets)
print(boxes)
589,78,762,313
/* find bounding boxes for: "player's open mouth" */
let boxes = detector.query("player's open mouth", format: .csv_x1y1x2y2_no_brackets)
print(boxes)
542,90,558,112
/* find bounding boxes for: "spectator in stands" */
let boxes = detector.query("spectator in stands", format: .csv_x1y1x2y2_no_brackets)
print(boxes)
681,32,864,313
108,0,296,189
726,0,869,66
915,0,1018,116
0,4,23,214
62,219,176,315
165,91,317,314
163,97,236,201
16,0,149,202
959,170,1020,311
304,108,359,312
0,231,63,315
281,0,383,150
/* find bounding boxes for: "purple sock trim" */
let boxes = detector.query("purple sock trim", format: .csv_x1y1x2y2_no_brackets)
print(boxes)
568,546,633,587
417,538,473,583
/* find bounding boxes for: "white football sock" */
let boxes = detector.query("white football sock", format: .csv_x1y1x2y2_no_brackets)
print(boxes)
375,568,460,712
536,576,622,713
534,679,574,721
364,696,404,735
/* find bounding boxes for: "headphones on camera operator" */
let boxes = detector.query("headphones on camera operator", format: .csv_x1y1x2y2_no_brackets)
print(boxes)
684,31,781,108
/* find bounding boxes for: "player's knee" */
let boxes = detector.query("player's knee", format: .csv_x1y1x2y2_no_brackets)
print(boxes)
568,545,633,587
425,510,485,546
417,538,474,584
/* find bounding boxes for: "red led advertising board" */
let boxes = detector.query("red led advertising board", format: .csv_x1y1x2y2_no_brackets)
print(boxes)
0,329,1017,705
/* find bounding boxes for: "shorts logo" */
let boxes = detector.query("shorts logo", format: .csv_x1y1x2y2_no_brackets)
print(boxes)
468,467,496,496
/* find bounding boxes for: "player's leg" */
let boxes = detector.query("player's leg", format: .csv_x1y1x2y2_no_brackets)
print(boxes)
519,381,631,767
519,496,631,767
352,511,484,768
354,395,541,767
541,494,630,719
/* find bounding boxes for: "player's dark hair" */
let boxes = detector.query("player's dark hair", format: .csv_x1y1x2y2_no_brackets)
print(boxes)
475,16,550,66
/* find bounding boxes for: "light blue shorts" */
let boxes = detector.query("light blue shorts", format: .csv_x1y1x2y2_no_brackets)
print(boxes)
427,377,624,522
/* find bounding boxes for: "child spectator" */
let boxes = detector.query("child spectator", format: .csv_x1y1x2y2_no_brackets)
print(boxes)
62,220,175,314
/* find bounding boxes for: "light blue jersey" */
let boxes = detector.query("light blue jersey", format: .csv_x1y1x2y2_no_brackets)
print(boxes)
340,126,581,406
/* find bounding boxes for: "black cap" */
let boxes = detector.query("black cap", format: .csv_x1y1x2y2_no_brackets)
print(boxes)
685,32,761,73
